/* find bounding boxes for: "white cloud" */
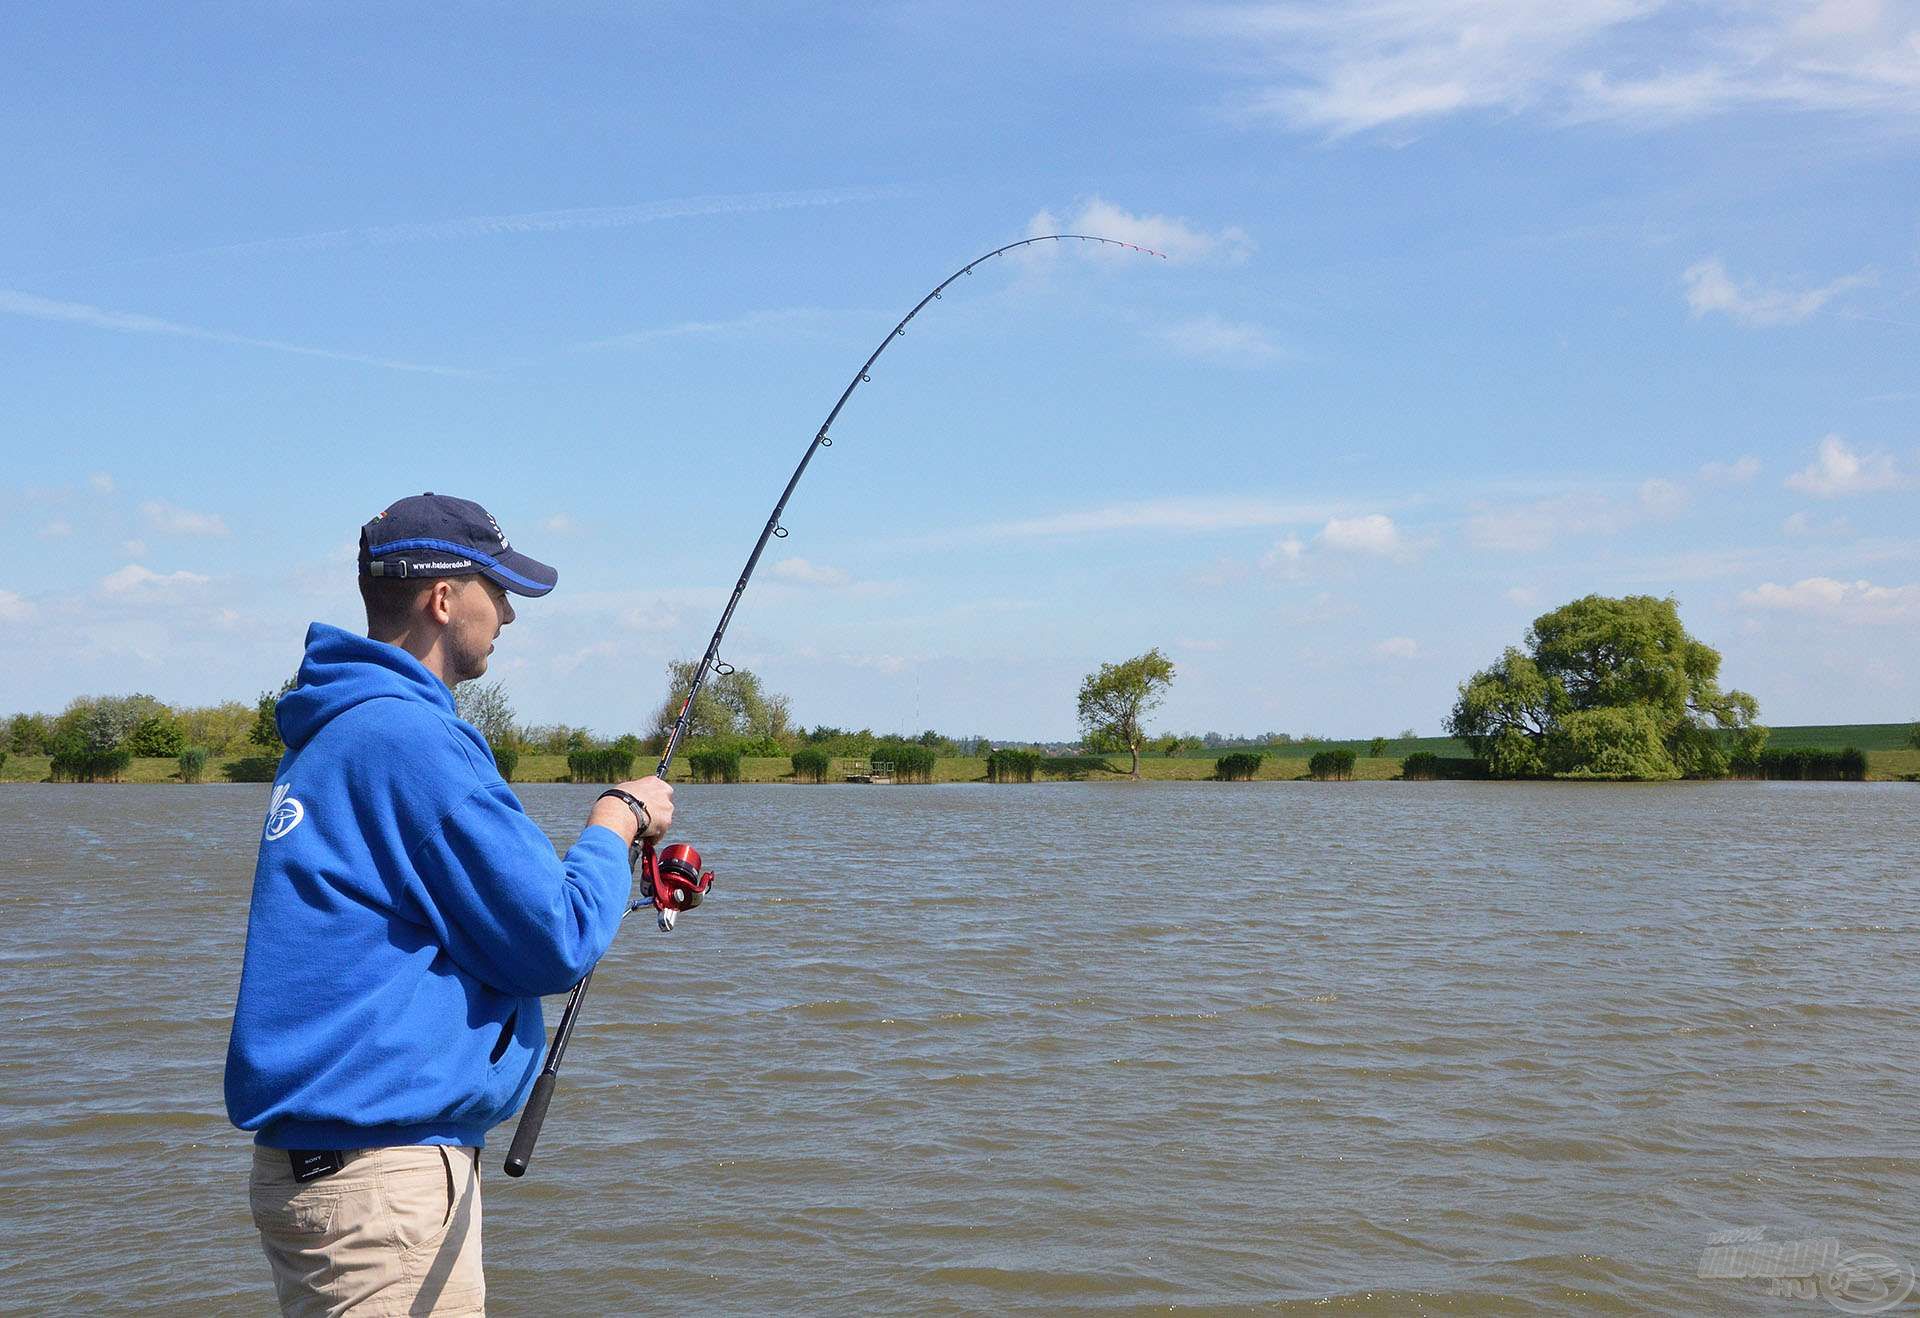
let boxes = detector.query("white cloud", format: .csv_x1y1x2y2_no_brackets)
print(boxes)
1024,197,1252,264
1504,586,1538,607
88,472,114,494
1466,492,1628,552
1637,477,1691,516
142,499,229,536
1188,0,1920,136
38,519,73,539
1155,314,1287,364
0,589,31,621
1700,455,1761,483
1176,637,1227,652
1373,636,1420,659
769,557,852,587
937,495,1342,545
99,564,211,595
1683,258,1871,327
1782,510,1851,537
1785,434,1903,496
578,307,842,351
1739,576,1920,623
0,288,468,376
123,538,148,557
1320,513,1402,554
543,513,578,534
1260,534,1307,570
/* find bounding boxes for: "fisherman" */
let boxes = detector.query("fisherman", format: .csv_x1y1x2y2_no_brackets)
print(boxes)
224,492,675,1316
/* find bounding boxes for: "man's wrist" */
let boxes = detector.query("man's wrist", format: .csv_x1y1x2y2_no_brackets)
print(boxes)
597,788,650,842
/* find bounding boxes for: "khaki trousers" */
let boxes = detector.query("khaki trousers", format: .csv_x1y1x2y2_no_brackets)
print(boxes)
249,1145,485,1317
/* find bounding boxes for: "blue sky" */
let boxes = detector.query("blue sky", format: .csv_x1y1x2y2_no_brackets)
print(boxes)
2,1,1916,740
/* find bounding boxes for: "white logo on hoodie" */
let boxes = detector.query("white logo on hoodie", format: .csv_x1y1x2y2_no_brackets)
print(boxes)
265,782,306,841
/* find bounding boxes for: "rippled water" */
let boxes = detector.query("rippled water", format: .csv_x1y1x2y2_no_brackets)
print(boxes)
1,781,1914,1314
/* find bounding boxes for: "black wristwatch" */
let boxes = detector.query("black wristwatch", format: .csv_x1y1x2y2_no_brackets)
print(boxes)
598,788,651,842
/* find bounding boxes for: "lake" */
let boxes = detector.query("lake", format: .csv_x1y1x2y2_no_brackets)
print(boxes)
1,781,1913,1314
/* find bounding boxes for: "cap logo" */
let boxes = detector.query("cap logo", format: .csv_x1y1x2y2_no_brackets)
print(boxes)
485,511,509,550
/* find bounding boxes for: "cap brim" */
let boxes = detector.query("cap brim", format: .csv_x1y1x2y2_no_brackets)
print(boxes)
482,549,558,598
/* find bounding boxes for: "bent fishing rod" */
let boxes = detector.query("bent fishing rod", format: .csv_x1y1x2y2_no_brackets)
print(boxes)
503,232,1164,1177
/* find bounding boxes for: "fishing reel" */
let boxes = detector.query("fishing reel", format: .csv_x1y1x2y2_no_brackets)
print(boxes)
636,839,715,933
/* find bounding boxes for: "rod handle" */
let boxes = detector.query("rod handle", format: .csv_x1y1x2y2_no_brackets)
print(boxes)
502,1071,558,1178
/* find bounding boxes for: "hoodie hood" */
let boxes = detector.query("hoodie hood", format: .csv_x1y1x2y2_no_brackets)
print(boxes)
277,622,458,752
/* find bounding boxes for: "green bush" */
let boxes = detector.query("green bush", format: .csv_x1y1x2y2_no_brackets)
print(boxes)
1215,752,1262,781
1733,746,1867,781
568,748,635,783
127,714,187,758
491,744,520,782
732,734,789,757
49,738,133,782
224,755,280,783
1399,752,1490,780
872,741,936,784
1308,748,1357,781
790,748,831,783
178,746,209,784
1038,755,1115,780
688,747,742,783
0,748,7,776
985,749,1039,782
1368,737,1388,758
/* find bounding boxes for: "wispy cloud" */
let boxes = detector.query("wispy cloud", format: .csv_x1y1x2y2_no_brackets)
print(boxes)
1700,455,1761,483
76,185,904,269
100,564,211,595
577,306,845,351
38,519,73,540
1465,490,1629,552
770,556,852,587
0,589,32,622
1024,197,1252,264
1320,512,1403,554
1154,313,1288,364
0,288,469,376
88,472,114,494
1637,477,1691,516
1739,575,1920,624
924,495,1344,546
1184,1,1920,136
1785,434,1903,496
1683,258,1872,327
142,499,229,537
1373,635,1420,659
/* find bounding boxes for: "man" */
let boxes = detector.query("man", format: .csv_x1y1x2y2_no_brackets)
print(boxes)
225,492,675,1316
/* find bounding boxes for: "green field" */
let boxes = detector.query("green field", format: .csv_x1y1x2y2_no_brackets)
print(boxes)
5,722,1914,784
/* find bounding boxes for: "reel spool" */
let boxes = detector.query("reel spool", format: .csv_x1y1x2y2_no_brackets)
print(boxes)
640,839,715,932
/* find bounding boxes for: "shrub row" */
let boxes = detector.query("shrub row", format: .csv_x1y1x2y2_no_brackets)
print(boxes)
1215,752,1262,781
1399,752,1490,781
688,748,742,783
790,748,831,783
491,744,519,782
985,749,1040,782
872,742,936,784
1733,747,1867,781
568,748,634,783
1308,748,1357,781
178,747,209,784
50,747,133,782
1038,755,1114,780
225,755,280,783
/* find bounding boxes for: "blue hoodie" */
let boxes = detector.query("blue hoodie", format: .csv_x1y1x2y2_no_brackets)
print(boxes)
224,622,632,1150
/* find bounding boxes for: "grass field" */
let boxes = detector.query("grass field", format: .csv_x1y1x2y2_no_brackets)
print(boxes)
6,725,1915,784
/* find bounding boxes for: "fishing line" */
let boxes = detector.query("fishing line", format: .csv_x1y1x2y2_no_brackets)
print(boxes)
504,233,1164,1177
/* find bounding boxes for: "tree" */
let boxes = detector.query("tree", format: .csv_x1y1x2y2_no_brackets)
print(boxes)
650,660,793,748
176,702,255,755
127,713,187,758
1909,720,1920,752
1448,594,1763,780
250,677,298,753
1368,736,1388,758
6,712,50,755
454,679,521,750
1076,648,1175,778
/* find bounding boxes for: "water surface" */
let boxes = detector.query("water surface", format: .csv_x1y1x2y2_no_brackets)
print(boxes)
1,781,1913,1313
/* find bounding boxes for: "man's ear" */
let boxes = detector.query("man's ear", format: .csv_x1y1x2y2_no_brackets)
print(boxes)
424,579,456,625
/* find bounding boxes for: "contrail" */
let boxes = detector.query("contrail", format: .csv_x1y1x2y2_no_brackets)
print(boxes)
0,288,471,376
31,184,904,275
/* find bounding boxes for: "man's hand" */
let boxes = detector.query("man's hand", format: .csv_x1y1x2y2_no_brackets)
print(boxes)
587,777,675,846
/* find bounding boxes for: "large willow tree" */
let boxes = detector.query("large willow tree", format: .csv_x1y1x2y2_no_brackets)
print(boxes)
1448,594,1765,780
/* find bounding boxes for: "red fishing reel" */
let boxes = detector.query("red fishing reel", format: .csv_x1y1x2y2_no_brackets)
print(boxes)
640,839,715,933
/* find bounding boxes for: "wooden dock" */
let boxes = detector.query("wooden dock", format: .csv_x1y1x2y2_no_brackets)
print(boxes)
843,758,894,784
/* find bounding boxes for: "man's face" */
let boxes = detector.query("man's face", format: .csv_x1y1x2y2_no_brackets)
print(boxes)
446,576,514,683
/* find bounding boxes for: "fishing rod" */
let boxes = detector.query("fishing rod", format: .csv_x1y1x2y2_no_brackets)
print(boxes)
502,232,1164,1177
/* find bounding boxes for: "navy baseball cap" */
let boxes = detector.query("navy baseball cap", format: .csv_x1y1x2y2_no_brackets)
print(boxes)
358,493,558,597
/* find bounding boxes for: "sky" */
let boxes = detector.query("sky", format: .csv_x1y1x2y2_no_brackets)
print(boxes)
1,0,1916,741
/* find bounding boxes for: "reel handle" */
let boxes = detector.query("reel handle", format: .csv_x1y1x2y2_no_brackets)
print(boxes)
638,838,715,933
